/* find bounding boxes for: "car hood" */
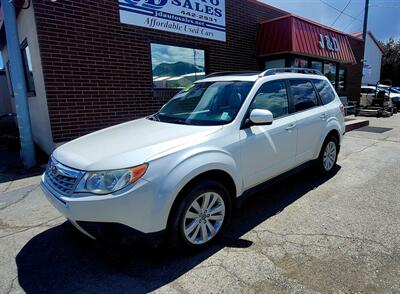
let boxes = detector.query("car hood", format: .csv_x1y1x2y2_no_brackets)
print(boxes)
53,118,222,171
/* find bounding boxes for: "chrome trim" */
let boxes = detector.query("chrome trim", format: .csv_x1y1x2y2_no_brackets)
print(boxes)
44,157,85,196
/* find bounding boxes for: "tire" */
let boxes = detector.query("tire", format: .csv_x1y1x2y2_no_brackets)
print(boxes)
167,179,232,252
316,135,339,174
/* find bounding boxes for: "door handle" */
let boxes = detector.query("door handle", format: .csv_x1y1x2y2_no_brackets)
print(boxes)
285,124,296,131
320,113,327,120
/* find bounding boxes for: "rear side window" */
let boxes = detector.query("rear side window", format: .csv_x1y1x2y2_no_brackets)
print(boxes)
289,79,319,112
249,80,289,119
313,79,336,105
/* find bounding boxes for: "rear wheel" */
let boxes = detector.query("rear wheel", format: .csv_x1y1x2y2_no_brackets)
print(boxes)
317,136,339,174
167,179,231,252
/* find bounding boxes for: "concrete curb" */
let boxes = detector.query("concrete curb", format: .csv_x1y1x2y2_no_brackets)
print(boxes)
345,118,370,132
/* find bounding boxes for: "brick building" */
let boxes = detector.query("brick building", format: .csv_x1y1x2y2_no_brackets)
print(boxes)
0,0,364,154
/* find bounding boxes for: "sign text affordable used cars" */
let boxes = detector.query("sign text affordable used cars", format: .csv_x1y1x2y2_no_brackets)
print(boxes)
119,0,226,41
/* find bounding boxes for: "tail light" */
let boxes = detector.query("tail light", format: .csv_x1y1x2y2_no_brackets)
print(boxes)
339,104,345,114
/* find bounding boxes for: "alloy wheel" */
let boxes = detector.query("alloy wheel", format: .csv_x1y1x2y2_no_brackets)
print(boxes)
323,141,337,171
183,192,226,245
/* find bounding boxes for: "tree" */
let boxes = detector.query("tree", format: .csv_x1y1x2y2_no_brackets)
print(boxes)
380,38,400,85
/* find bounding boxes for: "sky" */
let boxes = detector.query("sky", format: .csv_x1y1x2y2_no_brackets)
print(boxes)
261,0,400,42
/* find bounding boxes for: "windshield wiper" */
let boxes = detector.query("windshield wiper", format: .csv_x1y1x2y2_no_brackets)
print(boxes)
147,114,189,125
170,118,189,125
147,114,160,122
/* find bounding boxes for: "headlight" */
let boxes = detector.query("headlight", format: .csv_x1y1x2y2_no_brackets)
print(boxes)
76,164,148,195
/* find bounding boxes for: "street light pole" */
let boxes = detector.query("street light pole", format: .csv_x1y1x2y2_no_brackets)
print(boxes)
1,0,36,168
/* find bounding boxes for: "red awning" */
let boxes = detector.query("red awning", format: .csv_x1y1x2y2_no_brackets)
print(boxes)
256,15,357,64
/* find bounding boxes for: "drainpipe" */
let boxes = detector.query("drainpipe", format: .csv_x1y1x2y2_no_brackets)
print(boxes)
1,0,36,168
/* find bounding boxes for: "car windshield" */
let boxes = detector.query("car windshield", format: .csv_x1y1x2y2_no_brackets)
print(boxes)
150,81,254,126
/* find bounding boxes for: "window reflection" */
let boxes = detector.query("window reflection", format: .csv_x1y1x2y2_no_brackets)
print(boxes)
324,62,337,86
313,79,336,105
289,80,319,112
265,59,285,69
250,80,288,118
151,43,205,89
338,68,346,91
21,41,35,95
290,58,308,68
0,53,4,70
311,61,323,72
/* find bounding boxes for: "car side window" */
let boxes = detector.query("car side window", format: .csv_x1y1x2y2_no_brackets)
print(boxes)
289,79,319,112
313,79,336,105
249,80,289,119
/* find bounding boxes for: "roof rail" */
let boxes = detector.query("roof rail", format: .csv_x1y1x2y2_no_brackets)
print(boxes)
261,68,323,77
205,71,260,78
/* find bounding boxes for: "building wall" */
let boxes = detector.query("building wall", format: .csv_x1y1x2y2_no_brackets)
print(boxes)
362,33,382,85
343,37,364,102
32,0,287,143
1,4,54,154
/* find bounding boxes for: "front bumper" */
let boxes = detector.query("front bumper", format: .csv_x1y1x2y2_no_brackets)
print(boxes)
40,174,167,242
75,221,165,245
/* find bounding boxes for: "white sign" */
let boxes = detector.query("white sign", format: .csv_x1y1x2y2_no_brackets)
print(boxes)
119,0,226,42
318,33,340,52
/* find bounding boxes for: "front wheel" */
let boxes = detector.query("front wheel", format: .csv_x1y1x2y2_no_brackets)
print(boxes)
317,136,339,174
167,179,231,252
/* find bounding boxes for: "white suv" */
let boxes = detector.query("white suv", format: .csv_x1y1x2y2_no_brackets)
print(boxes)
41,69,345,251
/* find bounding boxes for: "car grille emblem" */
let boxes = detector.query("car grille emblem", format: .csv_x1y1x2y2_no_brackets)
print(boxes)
50,163,58,177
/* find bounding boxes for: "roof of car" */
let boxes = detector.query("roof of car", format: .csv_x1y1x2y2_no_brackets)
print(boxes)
198,72,327,83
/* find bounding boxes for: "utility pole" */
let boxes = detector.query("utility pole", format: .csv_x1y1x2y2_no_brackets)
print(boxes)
360,0,370,86
1,0,36,168
362,0,370,41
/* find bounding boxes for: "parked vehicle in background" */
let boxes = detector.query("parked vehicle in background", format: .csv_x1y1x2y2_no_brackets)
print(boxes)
359,84,398,117
41,68,345,251
360,85,377,106
379,85,400,107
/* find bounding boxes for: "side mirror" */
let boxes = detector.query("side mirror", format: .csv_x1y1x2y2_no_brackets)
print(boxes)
249,109,274,126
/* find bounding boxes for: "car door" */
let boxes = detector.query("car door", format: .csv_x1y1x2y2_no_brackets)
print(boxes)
288,79,327,165
240,79,297,190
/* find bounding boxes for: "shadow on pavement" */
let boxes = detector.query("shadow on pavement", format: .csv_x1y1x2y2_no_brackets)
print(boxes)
16,166,340,293
0,144,45,184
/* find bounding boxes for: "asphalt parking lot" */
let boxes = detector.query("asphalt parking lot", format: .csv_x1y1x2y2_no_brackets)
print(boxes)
1,115,399,294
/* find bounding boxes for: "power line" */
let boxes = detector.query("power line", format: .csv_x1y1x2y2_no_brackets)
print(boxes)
331,0,352,26
318,0,362,21
343,9,364,31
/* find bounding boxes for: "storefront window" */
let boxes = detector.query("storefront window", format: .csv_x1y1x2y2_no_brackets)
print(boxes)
150,43,205,89
21,40,36,95
290,57,308,68
311,61,323,72
338,68,346,91
0,54,4,70
265,59,285,69
6,61,14,97
324,62,337,86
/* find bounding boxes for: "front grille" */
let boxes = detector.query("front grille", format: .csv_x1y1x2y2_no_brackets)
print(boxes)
45,158,84,196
